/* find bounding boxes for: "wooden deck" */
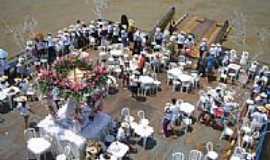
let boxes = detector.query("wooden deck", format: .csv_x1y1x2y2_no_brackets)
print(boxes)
174,15,229,58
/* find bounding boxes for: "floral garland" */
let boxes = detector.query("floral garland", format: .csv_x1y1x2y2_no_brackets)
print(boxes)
37,54,108,101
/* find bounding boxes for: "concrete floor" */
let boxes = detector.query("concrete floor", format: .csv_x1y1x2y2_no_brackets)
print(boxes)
0,69,244,160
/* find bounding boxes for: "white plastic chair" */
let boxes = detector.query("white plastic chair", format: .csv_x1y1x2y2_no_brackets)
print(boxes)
167,73,174,85
141,84,153,96
137,110,149,126
121,107,131,122
172,79,181,92
219,124,234,140
24,128,37,140
206,141,213,152
205,141,218,160
189,150,202,160
172,152,185,160
182,116,192,134
56,144,72,160
181,81,192,93
25,128,51,160
178,55,187,67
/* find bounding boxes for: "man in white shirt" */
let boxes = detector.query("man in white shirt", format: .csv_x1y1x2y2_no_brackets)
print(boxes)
251,109,268,129
177,31,186,50
17,98,33,129
52,86,60,109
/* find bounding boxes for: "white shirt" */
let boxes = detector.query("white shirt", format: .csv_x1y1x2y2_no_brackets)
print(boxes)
52,87,60,101
17,103,30,116
177,34,185,44
116,127,126,141
169,104,180,122
251,111,267,124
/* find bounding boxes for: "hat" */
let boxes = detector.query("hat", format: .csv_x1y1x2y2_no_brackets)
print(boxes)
230,49,237,54
180,31,186,34
202,38,208,42
14,78,22,83
255,96,261,101
122,25,127,29
121,122,129,128
16,96,27,102
63,27,68,32
58,30,63,34
86,146,98,154
260,92,267,98
216,43,221,47
257,106,267,113
188,35,193,38
26,40,34,46
164,106,171,112
211,44,216,47
243,51,249,55
265,104,270,110
246,99,254,105
0,76,8,82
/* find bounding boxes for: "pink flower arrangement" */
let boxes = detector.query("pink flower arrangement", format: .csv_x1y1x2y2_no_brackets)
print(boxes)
37,54,108,100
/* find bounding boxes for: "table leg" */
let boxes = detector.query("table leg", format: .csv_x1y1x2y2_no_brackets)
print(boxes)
8,96,12,110
143,137,147,149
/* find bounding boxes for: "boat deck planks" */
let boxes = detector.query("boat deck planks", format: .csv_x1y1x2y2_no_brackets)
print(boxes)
174,15,228,58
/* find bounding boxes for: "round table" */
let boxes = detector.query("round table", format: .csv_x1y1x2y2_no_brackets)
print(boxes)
179,103,195,115
177,74,193,82
134,124,154,149
206,151,218,160
107,141,129,159
27,137,51,160
230,156,241,160
110,49,123,57
0,93,7,101
139,76,154,84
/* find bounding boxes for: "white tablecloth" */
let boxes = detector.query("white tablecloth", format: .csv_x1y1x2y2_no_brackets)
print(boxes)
179,102,195,115
0,93,7,101
107,141,129,159
228,63,241,72
38,116,86,159
139,76,154,85
167,67,183,77
80,112,113,139
134,124,154,138
2,86,20,96
167,68,193,82
110,49,123,57
27,137,51,155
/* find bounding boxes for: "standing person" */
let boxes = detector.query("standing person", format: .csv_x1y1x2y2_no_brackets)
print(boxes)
169,21,176,35
17,97,34,129
154,27,163,46
36,39,46,59
162,107,172,137
177,31,186,53
199,38,208,57
46,33,56,64
137,54,146,75
52,86,60,110
63,32,71,55
0,57,9,76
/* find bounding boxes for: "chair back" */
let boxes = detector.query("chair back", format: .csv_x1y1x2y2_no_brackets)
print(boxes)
121,107,130,120
172,152,185,160
189,150,202,160
206,141,213,152
137,110,145,120
64,144,72,158
24,128,37,140
179,55,186,63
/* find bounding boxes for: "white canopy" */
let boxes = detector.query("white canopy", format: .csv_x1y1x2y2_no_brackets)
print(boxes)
0,49,8,59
